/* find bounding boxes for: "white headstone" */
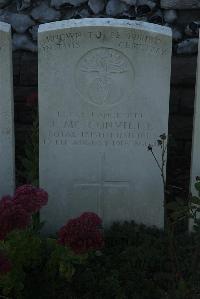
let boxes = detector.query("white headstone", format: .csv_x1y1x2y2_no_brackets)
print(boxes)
38,19,172,233
190,34,200,229
0,22,15,198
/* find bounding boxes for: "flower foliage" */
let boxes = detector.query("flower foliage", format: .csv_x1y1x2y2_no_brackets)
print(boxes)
14,185,48,214
58,212,104,254
0,252,12,276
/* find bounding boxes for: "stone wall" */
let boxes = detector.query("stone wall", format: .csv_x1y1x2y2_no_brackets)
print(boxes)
1,0,199,191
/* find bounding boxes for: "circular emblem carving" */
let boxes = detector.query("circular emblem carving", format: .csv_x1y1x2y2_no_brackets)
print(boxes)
75,48,134,107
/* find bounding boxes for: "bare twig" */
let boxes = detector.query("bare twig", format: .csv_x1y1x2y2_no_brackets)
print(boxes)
148,134,185,293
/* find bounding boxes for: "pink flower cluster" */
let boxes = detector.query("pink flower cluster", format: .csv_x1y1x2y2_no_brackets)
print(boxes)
58,212,104,254
0,196,30,240
0,251,12,276
14,185,48,214
0,185,48,240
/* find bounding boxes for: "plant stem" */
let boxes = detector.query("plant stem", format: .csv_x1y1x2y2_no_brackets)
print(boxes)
148,136,186,295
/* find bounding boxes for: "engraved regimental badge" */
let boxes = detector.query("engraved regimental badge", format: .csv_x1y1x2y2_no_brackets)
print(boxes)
76,47,134,107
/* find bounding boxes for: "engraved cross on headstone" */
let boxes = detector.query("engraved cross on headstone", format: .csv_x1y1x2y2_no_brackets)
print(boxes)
72,153,130,219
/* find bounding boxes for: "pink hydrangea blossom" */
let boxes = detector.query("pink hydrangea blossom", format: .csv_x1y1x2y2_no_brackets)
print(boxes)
13,185,48,214
0,196,30,240
58,212,104,254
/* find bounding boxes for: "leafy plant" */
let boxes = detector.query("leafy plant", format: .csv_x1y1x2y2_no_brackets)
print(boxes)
0,187,104,299
148,133,200,298
46,238,87,282
0,230,43,298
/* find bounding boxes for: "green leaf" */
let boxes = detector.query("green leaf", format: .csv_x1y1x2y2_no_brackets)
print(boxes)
170,210,187,221
59,262,75,281
190,196,200,205
195,182,200,192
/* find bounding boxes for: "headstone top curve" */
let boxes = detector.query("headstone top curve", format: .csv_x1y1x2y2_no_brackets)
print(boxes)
39,15,172,232
0,21,11,33
38,18,172,37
